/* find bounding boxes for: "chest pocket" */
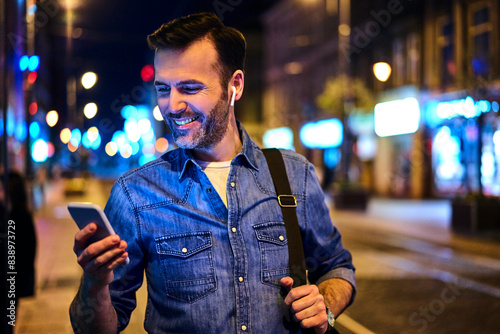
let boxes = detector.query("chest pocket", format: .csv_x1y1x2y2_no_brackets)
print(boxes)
253,222,290,288
155,231,217,303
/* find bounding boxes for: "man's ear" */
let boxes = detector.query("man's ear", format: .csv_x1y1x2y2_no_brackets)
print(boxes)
229,70,244,104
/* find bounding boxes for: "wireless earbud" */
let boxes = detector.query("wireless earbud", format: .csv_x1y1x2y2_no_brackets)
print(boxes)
230,86,236,107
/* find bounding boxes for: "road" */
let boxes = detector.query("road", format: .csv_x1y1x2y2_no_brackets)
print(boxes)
331,199,500,334
13,178,500,333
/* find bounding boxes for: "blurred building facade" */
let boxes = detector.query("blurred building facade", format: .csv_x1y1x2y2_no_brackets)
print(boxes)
262,0,500,199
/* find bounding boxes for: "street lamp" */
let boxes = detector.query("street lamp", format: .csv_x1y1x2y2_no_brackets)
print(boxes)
373,62,392,82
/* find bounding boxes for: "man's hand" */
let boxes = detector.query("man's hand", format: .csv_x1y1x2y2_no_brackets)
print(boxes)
281,277,328,334
73,222,128,289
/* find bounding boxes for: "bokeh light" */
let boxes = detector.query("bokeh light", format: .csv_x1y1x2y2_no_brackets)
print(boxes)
28,55,40,71
153,106,163,121
120,144,133,159
46,110,59,127
19,55,29,71
138,118,151,134
155,137,169,153
141,64,155,81
60,128,71,144
105,142,118,156
68,141,78,152
27,71,37,84
84,102,98,119
87,126,99,141
70,128,82,147
81,72,97,89
29,102,38,115
47,142,55,157
29,122,40,138
32,139,48,162
373,62,392,82
121,105,137,119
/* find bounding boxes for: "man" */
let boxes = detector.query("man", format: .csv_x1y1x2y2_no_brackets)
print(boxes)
70,12,355,334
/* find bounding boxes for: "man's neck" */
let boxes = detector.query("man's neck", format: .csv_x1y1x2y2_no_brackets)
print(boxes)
191,122,242,162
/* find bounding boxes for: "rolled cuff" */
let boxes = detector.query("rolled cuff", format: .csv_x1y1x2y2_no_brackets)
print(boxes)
314,267,357,306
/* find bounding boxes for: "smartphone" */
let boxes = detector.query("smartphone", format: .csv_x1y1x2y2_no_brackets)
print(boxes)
68,202,129,265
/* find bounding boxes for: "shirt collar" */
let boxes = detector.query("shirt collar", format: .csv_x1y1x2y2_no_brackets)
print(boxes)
178,121,260,180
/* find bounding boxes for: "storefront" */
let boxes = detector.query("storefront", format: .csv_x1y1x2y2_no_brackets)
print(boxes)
425,93,500,197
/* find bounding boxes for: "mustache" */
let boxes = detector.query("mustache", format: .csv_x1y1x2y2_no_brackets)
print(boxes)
166,111,201,119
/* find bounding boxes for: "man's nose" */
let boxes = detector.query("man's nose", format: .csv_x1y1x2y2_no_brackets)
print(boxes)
168,90,187,114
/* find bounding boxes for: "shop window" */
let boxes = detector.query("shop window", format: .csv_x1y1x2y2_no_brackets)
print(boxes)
436,16,455,87
468,1,493,77
392,38,405,86
406,33,421,84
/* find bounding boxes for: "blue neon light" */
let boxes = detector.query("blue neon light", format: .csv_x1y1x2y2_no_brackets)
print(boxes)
28,55,40,71
19,55,29,71
300,119,343,149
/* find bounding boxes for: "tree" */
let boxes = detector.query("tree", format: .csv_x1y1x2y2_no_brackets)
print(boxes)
316,74,375,187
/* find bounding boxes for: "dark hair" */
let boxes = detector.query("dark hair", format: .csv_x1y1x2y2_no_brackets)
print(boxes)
147,12,246,88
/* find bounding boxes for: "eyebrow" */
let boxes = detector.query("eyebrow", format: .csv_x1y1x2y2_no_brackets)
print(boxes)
154,79,205,87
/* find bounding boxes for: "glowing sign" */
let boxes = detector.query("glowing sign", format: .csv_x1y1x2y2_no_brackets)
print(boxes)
374,98,420,137
300,119,343,149
435,96,494,120
263,127,294,150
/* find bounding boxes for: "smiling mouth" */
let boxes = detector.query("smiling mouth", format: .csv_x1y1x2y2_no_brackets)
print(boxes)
174,116,199,126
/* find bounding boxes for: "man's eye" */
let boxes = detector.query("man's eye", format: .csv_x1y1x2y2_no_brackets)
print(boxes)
182,86,201,94
156,86,170,93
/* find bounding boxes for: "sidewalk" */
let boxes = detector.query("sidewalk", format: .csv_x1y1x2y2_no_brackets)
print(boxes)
15,179,148,334
15,179,111,334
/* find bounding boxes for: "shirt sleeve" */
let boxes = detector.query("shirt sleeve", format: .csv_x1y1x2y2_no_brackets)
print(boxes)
301,162,357,304
104,179,146,331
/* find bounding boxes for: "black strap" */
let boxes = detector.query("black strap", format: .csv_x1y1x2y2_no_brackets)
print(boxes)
263,149,338,334
263,148,307,287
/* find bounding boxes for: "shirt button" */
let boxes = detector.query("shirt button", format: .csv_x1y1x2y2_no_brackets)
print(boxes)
181,247,188,253
238,276,244,282
241,325,247,331
230,182,235,187
279,235,284,241
206,188,212,193
231,227,237,233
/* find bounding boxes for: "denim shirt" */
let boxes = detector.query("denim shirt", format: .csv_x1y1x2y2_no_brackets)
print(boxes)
104,123,356,333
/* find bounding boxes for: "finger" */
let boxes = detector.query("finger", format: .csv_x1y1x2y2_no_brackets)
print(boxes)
73,223,98,254
281,277,295,307
280,277,294,291
293,295,325,322
83,243,127,273
300,313,328,331
94,250,129,273
284,284,316,308
290,286,322,313
77,235,122,267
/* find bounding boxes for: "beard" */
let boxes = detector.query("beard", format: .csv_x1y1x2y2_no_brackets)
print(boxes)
165,90,230,151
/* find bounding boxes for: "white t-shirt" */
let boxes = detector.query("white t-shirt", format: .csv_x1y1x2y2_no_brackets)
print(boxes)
195,160,232,208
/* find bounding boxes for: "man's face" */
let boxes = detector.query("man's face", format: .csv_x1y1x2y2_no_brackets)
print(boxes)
154,38,231,152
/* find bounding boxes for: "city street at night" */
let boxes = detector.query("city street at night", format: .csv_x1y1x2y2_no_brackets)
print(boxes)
13,177,500,334
3,0,500,333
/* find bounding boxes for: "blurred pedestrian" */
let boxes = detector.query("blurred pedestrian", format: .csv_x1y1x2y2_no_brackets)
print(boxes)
8,171,37,299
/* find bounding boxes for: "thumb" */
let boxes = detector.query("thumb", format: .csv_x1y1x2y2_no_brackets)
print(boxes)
280,276,294,291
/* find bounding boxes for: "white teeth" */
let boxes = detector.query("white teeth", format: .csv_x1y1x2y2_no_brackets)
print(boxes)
174,117,197,125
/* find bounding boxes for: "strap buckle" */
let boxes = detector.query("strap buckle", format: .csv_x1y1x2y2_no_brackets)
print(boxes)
278,195,297,208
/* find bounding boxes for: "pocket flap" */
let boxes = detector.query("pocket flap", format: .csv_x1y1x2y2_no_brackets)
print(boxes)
253,222,287,245
155,232,212,258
